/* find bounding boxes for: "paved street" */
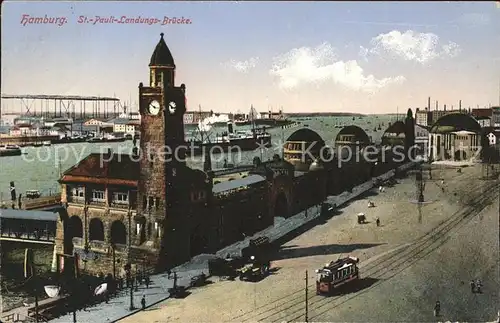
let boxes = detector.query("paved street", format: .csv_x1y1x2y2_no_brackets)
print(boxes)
119,165,499,322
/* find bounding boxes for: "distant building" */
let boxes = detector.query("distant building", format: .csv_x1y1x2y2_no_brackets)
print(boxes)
492,107,500,127
471,108,492,118
83,118,112,127
475,116,491,128
415,108,432,127
118,111,141,120
416,106,470,127
109,118,140,134
183,110,211,125
487,132,497,146
428,113,482,161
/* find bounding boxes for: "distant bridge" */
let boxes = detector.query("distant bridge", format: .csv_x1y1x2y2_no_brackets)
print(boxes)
1,194,62,211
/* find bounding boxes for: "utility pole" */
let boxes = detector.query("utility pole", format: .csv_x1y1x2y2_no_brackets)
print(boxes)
129,275,134,310
305,270,309,323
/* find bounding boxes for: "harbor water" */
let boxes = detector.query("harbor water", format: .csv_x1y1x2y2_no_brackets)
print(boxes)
0,115,393,311
0,116,392,198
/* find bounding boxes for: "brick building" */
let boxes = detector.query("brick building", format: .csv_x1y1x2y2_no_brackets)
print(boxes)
55,34,296,277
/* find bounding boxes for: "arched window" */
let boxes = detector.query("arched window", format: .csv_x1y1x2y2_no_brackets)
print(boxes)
68,216,83,238
88,218,104,241
110,221,127,245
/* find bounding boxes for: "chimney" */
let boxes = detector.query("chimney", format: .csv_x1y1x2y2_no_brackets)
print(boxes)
436,101,438,111
428,97,431,110
459,100,462,111
444,104,447,111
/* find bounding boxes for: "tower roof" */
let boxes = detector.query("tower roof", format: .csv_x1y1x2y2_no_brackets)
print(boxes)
149,33,175,67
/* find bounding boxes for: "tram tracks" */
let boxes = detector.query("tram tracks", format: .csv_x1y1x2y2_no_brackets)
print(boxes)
230,176,499,323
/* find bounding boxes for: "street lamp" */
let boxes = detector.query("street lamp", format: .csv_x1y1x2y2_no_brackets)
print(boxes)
111,243,116,279
125,263,134,310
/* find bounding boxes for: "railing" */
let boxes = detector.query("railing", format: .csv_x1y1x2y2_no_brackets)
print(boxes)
87,199,107,207
67,196,85,204
23,195,62,210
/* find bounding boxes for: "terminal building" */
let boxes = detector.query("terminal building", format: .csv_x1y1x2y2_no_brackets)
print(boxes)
54,34,418,277
428,113,483,161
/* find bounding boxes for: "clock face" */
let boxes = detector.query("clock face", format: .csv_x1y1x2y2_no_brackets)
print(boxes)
168,101,177,115
148,100,161,115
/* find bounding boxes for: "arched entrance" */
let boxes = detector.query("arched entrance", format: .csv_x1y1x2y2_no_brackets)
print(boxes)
88,218,104,241
110,221,127,245
65,216,83,254
190,225,207,257
274,192,288,218
454,150,466,161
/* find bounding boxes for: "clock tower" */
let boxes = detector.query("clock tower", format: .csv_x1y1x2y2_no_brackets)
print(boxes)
137,33,187,258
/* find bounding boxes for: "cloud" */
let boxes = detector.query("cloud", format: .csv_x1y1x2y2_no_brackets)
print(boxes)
222,57,259,73
269,42,405,93
362,30,461,64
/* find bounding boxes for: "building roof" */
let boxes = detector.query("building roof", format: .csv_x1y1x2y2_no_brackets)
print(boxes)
108,118,132,125
382,121,406,137
0,208,57,221
212,174,266,194
336,125,370,143
286,128,324,143
149,33,175,67
60,152,139,186
430,113,481,133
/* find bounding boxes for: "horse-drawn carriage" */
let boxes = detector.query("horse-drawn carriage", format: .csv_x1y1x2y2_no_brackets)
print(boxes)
209,236,273,282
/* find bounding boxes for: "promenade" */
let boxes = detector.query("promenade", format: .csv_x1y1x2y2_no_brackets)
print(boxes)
30,162,415,323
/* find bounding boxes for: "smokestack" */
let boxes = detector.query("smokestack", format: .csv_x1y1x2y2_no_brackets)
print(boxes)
444,104,447,111
436,101,438,111
428,97,431,110
459,100,462,111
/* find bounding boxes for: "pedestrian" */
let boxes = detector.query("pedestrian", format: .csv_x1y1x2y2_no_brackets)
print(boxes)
167,268,171,279
434,300,440,317
476,279,482,293
376,217,380,227
145,276,150,289
141,294,146,310
470,280,476,293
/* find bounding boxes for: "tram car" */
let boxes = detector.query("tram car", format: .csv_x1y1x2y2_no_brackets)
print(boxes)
315,256,360,295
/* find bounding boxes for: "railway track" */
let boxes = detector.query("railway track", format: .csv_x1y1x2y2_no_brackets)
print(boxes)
230,175,499,323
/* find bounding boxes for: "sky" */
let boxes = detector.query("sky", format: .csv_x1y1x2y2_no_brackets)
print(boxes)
2,1,500,115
